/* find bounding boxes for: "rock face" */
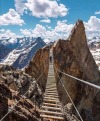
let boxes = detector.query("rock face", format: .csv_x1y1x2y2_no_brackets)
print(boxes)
0,45,49,121
53,20,100,121
0,83,41,121
25,46,49,92
0,65,43,121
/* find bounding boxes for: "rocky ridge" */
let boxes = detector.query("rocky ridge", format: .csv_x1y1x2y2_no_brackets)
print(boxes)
0,65,43,121
53,20,100,121
25,46,50,92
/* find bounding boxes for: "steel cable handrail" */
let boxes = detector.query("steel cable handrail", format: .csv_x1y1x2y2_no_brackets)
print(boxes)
55,68,83,121
55,67,100,90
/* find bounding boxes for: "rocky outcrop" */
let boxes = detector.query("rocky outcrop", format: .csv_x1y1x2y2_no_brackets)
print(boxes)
0,83,41,121
0,65,43,109
0,45,49,121
0,65,31,93
25,46,49,92
53,20,100,121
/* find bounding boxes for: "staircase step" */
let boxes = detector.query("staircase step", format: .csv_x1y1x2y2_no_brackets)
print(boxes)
46,84,56,86
45,90,57,92
41,106,62,111
44,95,59,98
46,89,57,91
44,95,58,97
43,99,59,103
40,110,63,115
40,114,64,120
44,97,58,100
46,87,57,89
46,88,57,90
46,83,56,85
45,91,57,94
42,102,61,107
46,85,56,87
45,92,58,95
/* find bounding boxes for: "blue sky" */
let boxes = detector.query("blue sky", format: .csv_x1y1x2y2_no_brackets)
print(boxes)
0,0,100,41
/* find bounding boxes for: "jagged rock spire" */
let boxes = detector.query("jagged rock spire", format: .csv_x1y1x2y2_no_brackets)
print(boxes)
69,20,99,82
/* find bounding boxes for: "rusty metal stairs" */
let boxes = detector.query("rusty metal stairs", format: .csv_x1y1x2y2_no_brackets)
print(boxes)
40,56,64,121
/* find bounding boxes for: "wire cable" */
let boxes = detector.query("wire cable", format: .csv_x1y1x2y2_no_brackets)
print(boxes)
55,67,100,90
55,69,83,121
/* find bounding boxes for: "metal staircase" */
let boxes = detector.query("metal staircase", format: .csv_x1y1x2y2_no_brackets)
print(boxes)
40,50,64,121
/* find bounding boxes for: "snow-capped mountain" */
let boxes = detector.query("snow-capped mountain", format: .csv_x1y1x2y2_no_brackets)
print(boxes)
88,37,100,70
88,36,100,49
0,37,46,69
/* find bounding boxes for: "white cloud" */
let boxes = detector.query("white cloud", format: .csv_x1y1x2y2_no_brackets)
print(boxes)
25,0,68,18
55,20,73,33
0,9,25,26
0,29,5,33
32,24,46,37
40,18,51,23
20,29,31,36
0,29,17,39
1,17,100,42
85,16,100,38
46,25,52,29
15,0,27,15
19,20,74,41
95,11,100,15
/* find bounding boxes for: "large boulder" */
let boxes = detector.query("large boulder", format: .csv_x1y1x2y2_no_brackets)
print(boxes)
53,20,100,121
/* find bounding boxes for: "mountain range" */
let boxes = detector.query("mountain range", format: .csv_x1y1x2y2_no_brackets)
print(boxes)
88,36,100,70
0,37,46,69
0,36,100,70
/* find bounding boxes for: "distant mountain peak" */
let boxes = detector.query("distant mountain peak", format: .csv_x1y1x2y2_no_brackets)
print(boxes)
0,37,46,69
